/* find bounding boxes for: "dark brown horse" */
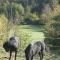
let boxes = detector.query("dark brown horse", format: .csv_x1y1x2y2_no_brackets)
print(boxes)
3,36,19,60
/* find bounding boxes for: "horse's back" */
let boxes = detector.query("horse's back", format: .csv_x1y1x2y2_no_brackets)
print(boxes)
31,41,45,49
31,41,46,54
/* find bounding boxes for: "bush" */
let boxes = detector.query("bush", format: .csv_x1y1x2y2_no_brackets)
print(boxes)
15,30,31,51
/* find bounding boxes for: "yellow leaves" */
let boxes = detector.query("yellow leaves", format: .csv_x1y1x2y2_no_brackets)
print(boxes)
0,15,8,46
0,15,8,32
42,5,60,18
49,5,60,16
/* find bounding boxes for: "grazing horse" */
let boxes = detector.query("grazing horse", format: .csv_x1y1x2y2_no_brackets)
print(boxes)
3,36,19,60
25,41,46,60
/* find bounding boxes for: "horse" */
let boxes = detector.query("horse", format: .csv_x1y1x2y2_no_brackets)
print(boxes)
3,36,19,60
25,41,46,60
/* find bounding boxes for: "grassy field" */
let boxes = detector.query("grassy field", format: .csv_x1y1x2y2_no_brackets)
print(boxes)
17,25,45,40
0,47,60,60
0,25,60,60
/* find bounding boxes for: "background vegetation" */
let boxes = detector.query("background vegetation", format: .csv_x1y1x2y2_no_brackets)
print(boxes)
0,0,60,60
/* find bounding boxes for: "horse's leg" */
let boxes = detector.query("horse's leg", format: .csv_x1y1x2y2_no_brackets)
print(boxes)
9,51,12,60
28,52,33,60
25,53,29,60
39,52,43,60
25,54,33,60
29,55,33,60
31,56,33,60
15,51,17,60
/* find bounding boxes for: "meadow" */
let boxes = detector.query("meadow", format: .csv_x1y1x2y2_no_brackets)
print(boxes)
0,25,60,60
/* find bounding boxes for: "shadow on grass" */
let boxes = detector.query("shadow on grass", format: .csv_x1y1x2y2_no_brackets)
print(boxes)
0,57,8,60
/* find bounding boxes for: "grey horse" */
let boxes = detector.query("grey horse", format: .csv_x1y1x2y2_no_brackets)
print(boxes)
25,41,46,60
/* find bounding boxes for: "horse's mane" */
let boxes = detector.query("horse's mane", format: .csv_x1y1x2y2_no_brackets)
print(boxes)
25,44,31,54
10,37,15,41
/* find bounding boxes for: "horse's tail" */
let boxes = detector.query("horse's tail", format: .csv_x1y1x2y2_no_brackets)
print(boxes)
3,41,10,52
45,45,50,53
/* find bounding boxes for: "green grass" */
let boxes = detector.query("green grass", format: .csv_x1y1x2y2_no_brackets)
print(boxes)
16,25,45,40
17,25,45,32
0,47,60,60
0,25,60,60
